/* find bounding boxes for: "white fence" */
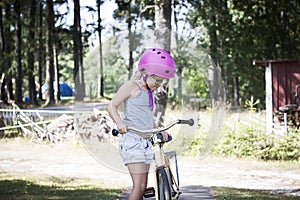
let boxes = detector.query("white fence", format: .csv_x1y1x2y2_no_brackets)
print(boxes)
0,103,114,143
0,104,76,141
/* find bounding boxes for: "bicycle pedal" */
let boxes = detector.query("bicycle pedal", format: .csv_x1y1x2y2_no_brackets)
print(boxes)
143,187,155,198
172,190,182,197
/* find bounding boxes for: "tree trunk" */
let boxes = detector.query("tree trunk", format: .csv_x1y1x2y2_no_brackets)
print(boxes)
6,78,13,103
0,5,3,53
14,0,23,105
0,75,5,103
232,75,239,107
45,0,55,105
3,4,13,103
28,0,38,105
127,4,134,80
73,0,85,101
155,0,171,51
54,43,60,103
206,0,226,105
38,0,44,101
154,0,172,126
0,5,4,102
97,0,104,98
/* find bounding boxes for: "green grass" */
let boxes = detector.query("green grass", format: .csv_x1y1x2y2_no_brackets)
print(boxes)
2,174,299,200
211,186,299,200
0,174,122,200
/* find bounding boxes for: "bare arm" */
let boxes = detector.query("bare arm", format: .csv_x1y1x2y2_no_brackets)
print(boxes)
107,81,139,133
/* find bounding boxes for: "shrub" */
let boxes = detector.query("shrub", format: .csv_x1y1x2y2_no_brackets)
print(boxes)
189,112,300,162
212,127,300,161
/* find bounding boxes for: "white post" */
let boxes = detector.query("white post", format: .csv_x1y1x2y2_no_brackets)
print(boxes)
265,63,273,134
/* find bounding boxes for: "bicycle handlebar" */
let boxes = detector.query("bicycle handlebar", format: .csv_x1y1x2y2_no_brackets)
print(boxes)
112,118,194,136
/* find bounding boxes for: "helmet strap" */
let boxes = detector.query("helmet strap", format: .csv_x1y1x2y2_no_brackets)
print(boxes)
143,75,154,111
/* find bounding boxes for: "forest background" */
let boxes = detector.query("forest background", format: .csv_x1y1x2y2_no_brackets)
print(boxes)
0,0,300,109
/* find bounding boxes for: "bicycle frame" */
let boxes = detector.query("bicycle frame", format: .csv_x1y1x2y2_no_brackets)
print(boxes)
165,151,180,192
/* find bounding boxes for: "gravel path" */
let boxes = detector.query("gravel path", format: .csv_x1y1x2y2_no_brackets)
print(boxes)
0,138,299,196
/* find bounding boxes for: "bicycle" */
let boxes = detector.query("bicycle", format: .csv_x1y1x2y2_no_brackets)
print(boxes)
112,118,194,200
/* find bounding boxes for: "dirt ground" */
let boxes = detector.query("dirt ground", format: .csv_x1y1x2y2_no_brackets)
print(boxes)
0,138,300,195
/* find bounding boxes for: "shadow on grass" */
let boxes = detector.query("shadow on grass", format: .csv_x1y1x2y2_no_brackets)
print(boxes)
0,179,121,200
211,186,299,200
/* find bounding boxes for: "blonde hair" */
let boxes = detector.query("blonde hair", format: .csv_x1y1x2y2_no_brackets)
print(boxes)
130,69,146,81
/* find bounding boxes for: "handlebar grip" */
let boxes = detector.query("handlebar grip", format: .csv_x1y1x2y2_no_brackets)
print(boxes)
112,129,119,136
178,119,194,126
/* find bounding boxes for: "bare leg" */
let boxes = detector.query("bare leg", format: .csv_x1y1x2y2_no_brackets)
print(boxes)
127,163,150,200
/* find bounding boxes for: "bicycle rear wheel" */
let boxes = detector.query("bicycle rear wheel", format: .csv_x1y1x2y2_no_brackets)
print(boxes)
156,167,172,200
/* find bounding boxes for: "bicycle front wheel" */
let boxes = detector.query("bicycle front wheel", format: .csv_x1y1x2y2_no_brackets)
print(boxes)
156,168,172,200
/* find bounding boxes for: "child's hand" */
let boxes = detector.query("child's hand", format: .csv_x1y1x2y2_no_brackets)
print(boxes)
117,122,127,134
161,131,170,142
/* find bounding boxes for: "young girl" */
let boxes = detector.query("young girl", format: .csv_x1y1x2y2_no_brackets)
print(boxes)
107,48,176,200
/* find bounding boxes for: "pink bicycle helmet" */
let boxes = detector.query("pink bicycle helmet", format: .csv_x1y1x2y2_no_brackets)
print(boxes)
138,48,176,78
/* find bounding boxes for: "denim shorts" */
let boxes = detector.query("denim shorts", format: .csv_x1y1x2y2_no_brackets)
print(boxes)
119,133,154,165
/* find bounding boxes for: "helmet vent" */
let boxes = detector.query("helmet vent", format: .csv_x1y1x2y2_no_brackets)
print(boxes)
165,70,170,74
161,56,166,59
157,51,161,54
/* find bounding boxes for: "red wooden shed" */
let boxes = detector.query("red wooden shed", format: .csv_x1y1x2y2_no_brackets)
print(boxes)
253,59,300,133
